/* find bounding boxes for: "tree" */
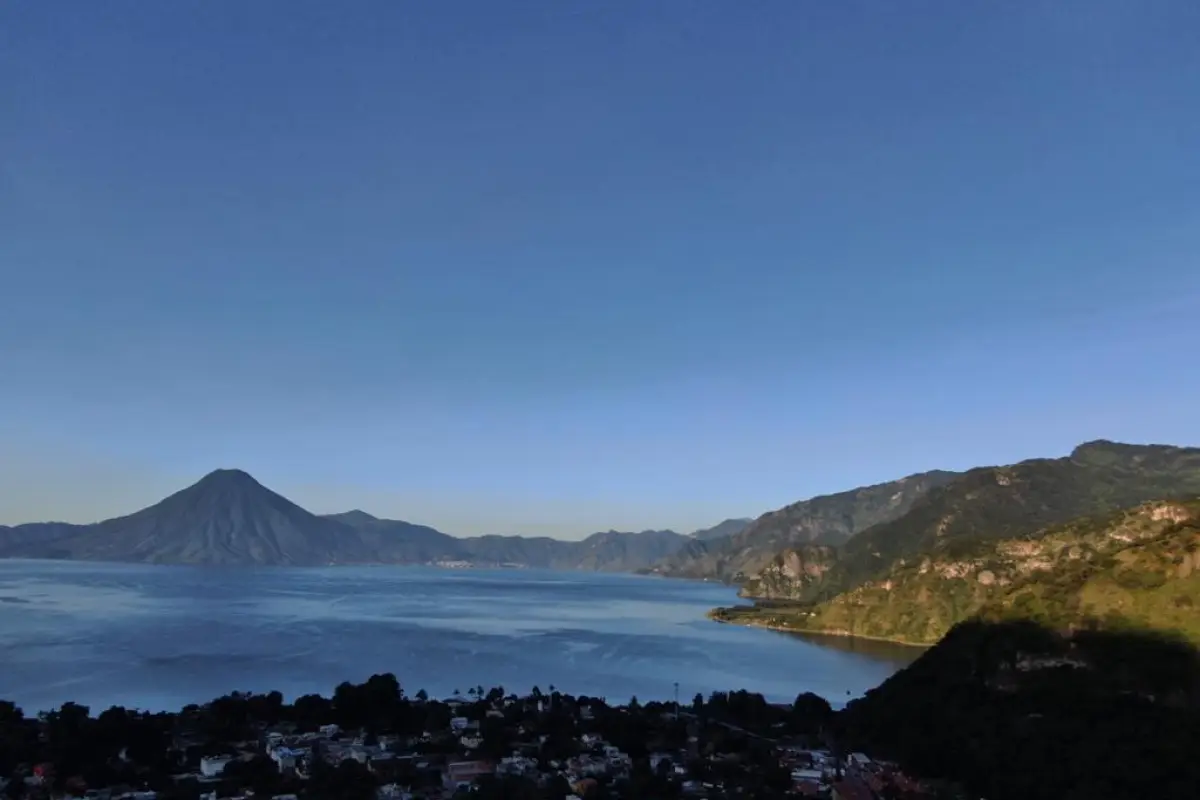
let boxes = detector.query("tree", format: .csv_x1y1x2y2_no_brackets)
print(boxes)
790,692,832,737
478,716,512,760
223,754,281,798
294,693,332,730
311,758,376,800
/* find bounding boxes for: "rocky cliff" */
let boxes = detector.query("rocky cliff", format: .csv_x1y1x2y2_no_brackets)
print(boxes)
736,544,839,599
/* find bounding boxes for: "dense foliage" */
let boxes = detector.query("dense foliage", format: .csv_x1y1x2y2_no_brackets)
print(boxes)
0,677,833,800
840,619,1200,800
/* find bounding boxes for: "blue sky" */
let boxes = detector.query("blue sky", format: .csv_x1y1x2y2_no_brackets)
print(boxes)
2,1,1198,536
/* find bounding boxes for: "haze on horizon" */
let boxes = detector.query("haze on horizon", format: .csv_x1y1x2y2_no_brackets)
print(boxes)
2,2,1198,539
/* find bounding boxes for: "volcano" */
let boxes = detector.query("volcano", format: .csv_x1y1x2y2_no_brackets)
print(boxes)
0,469,372,566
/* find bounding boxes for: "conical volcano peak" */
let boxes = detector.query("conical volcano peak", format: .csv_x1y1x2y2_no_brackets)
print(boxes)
66,466,377,566
174,468,280,508
169,468,285,512
194,468,263,489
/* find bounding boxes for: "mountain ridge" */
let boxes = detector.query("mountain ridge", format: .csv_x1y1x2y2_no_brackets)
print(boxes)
8,440,1200,584
0,468,371,566
714,497,1200,644
651,469,960,582
779,440,1200,603
688,518,753,542
711,441,1200,645
0,470,725,570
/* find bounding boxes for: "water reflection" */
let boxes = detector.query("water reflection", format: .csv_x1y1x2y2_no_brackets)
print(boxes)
779,630,925,669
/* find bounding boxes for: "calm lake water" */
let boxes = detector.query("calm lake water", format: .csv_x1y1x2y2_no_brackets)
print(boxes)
0,560,919,714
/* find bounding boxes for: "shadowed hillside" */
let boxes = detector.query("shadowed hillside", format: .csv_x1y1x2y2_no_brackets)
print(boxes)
839,618,1200,800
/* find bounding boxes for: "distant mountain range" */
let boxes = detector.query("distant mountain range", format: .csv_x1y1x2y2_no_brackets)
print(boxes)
688,518,753,542
0,469,736,570
7,439,1200,627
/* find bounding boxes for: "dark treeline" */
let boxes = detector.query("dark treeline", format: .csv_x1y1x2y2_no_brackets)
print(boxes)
0,675,834,800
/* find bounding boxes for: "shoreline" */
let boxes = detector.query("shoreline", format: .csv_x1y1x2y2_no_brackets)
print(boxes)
709,611,933,649
0,556,725,587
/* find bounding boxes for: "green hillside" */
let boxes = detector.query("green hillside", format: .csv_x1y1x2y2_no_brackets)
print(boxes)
735,440,1200,604
713,498,1200,645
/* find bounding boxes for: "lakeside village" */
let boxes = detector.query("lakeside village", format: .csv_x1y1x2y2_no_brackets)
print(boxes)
0,677,959,800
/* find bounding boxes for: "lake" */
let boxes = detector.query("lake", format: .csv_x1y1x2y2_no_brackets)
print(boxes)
0,559,919,714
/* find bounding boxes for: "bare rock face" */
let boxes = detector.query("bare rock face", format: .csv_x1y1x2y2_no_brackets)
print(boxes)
739,544,839,599
1150,504,1191,523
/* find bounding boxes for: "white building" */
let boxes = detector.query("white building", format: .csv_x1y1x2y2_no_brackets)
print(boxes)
270,747,306,771
791,768,825,783
376,786,413,800
200,756,233,778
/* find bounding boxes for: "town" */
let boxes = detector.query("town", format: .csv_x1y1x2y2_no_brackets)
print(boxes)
0,677,955,800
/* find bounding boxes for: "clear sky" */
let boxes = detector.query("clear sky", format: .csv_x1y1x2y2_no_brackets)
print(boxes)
2,1,1198,537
